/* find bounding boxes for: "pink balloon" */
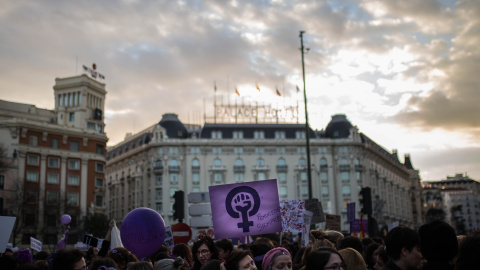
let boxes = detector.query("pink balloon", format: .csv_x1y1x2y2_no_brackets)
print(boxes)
120,207,166,259
61,214,71,225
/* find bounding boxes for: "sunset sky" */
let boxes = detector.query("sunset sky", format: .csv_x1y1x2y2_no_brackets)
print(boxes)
1,0,479,181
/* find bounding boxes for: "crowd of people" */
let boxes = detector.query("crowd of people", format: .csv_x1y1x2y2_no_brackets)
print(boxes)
1,219,479,270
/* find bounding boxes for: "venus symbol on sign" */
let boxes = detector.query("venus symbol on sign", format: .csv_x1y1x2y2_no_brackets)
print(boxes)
225,186,260,233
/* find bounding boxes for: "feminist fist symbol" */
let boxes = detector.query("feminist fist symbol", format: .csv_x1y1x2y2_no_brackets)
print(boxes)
225,186,261,233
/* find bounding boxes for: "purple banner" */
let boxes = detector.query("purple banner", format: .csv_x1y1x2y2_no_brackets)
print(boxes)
350,219,368,233
347,202,356,223
209,179,282,239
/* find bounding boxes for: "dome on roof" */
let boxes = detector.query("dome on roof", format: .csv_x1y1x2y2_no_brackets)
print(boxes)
325,114,353,139
159,113,188,139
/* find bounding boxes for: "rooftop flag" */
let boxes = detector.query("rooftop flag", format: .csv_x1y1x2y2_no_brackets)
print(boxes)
209,179,282,239
235,88,240,96
296,85,300,92
276,87,281,96
256,83,260,92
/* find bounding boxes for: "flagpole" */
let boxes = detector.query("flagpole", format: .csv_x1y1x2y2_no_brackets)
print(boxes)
214,82,217,124
299,30,313,200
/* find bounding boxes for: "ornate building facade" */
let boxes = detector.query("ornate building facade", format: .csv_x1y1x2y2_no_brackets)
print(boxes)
0,74,108,247
106,113,424,232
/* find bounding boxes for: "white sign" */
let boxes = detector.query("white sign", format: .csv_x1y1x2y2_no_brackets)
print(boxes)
190,216,213,228
189,204,212,216
0,216,16,253
163,226,174,250
188,192,210,203
302,211,314,247
30,237,42,252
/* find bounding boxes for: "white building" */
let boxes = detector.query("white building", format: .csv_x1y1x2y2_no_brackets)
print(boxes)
105,113,423,232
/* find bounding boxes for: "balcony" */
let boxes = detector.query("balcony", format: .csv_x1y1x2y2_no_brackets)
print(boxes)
253,165,269,171
233,165,245,172
276,165,288,171
191,166,200,172
209,165,226,171
355,165,364,170
169,166,180,172
153,165,164,173
320,165,329,170
339,165,350,171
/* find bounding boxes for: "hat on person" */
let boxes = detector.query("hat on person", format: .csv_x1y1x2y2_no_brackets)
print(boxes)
419,219,458,262
262,247,290,270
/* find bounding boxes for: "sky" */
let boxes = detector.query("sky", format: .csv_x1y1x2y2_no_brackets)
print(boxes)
1,0,479,181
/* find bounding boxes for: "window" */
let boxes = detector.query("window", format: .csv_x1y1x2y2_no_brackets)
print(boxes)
254,131,265,139
155,189,163,200
169,159,179,170
255,147,264,154
320,172,328,182
279,186,287,197
95,178,104,187
214,172,223,183
275,131,286,139
341,171,350,181
276,147,285,153
96,124,103,133
96,145,104,155
50,138,59,149
26,171,38,182
257,172,266,181
278,172,286,183
192,173,200,184
297,147,306,153
46,191,58,205
29,135,38,146
96,163,104,172
192,187,200,193
0,175,4,189
170,188,179,197
25,190,37,204
235,172,244,183
211,131,222,139
299,158,306,166
318,147,327,153
295,131,306,139
68,175,79,186
156,203,163,213
48,157,60,168
170,173,178,184
191,147,200,154
256,158,265,166
155,175,163,186
320,158,328,168
213,158,222,166
68,159,80,170
342,185,351,196
301,185,309,196
169,147,178,154
27,155,39,166
234,147,243,154
24,213,36,226
212,147,222,154
47,173,59,184
87,122,96,130
300,172,307,182
95,196,103,207
322,186,329,196
70,141,79,151
233,131,243,139
69,112,75,122
338,146,349,153
356,171,362,181
67,193,79,206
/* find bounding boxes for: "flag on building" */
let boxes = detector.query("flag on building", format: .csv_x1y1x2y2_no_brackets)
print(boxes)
296,85,300,92
256,83,260,92
276,87,281,96
235,88,240,96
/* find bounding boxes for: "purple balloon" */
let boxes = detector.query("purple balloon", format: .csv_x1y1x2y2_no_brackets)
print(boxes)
61,214,71,225
120,207,166,259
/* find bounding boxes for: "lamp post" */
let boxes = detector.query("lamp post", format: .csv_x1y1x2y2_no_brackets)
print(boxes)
299,31,313,199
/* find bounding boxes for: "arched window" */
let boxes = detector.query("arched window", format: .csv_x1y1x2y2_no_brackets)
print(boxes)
214,158,222,166
277,158,286,166
320,158,327,166
256,158,265,166
354,159,360,166
299,158,306,166
170,159,178,167
235,158,243,166
340,158,348,165
192,158,200,167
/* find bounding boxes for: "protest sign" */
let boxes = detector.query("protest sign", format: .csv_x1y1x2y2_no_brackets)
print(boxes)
347,202,356,223
30,237,42,252
304,199,325,223
164,226,174,250
350,219,368,233
280,200,305,232
0,216,16,253
209,179,282,239
325,214,341,231
302,210,313,247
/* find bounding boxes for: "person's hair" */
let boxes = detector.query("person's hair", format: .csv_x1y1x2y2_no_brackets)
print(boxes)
108,247,139,267
0,255,19,270
375,246,388,266
155,257,185,270
301,246,312,266
192,236,219,270
253,238,275,248
34,259,50,270
385,227,420,261
90,257,118,270
34,251,50,261
215,239,234,254
364,243,381,269
455,232,480,270
199,259,223,270
311,229,336,250
172,243,194,267
224,250,253,270
338,236,364,255
419,219,458,262
339,248,366,270
127,261,153,270
249,243,272,270
324,230,344,248
305,248,344,270
51,249,85,270
361,238,373,248
292,247,306,270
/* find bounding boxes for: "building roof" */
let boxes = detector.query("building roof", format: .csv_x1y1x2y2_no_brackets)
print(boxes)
324,114,353,138
200,123,315,139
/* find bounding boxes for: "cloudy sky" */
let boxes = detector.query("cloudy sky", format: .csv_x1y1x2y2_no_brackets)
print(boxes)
1,0,479,181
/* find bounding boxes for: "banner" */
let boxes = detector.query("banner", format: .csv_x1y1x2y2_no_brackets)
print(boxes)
347,202,356,223
350,219,368,233
209,179,282,239
280,200,305,232
30,237,42,252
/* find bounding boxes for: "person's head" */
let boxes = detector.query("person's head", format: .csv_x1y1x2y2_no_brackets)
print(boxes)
224,250,256,270
262,247,292,270
339,248,366,270
34,251,51,261
192,236,219,269
455,232,480,270
418,219,458,263
338,236,363,255
172,243,194,266
305,248,345,270
374,246,388,270
89,257,118,270
0,254,19,270
155,257,185,270
4,248,14,256
253,238,275,249
364,243,381,269
385,227,422,270
216,239,234,260
199,260,224,270
108,247,139,270
51,249,86,270
311,229,336,250
325,231,344,249
249,243,273,270
126,261,153,270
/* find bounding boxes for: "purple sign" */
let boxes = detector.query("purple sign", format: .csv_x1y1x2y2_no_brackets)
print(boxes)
347,202,356,223
350,219,368,233
209,179,282,239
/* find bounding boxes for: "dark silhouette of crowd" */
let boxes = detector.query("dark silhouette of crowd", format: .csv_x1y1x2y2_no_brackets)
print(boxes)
1,219,479,270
